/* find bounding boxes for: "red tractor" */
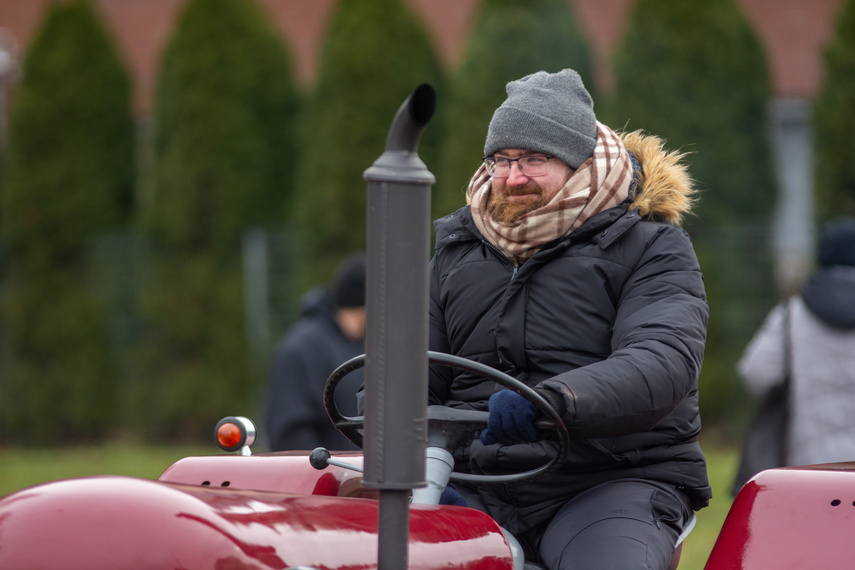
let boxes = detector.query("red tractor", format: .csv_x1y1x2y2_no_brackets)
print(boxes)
1,85,853,570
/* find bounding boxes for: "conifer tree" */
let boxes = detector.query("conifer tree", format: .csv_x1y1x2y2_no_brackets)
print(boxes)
141,0,296,437
611,0,775,226
436,0,593,218
292,0,443,287
814,0,855,220
0,0,134,443
610,0,777,424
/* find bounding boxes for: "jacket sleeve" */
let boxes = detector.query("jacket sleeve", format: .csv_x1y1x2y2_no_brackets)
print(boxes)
737,301,788,397
538,224,709,439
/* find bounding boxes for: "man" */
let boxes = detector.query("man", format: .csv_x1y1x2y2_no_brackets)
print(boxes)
265,253,365,452
429,69,710,569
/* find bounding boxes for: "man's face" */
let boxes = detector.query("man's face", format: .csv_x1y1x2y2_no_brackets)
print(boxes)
488,149,574,225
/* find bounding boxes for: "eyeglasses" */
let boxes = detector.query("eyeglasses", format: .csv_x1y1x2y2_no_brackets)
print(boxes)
482,155,554,178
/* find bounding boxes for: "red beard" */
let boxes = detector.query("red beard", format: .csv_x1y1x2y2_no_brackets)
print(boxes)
487,182,546,225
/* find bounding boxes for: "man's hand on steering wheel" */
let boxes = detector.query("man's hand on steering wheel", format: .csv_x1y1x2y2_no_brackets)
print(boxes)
481,390,542,445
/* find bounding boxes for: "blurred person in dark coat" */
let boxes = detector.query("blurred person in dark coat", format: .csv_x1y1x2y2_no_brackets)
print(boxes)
265,254,365,451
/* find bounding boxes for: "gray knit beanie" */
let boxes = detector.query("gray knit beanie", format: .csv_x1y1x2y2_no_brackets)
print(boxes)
484,69,597,170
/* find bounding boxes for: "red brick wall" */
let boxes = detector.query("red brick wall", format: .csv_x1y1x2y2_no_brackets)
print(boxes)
740,0,843,98
573,0,634,92
0,0,845,115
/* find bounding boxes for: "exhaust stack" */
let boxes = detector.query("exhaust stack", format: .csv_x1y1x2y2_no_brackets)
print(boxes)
362,83,436,570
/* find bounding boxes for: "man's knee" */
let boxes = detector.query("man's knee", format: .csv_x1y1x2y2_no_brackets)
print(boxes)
538,480,689,570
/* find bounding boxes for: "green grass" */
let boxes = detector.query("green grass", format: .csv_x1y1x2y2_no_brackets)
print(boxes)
0,437,737,570
679,437,738,570
0,442,215,496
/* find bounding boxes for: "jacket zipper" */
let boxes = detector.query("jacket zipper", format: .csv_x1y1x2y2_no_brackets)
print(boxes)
481,238,518,369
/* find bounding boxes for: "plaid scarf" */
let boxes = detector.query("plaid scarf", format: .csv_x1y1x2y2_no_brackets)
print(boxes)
468,122,633,264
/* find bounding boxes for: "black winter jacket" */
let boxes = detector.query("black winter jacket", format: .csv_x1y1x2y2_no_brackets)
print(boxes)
428,132,711,533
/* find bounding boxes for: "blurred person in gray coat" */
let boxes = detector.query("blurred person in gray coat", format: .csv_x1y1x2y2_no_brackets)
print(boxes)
739,217,855,466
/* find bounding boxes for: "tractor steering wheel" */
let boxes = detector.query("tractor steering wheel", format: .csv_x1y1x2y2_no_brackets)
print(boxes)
323,351,569,484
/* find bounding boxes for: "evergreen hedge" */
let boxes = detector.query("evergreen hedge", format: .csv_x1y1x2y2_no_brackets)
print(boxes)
814,0,855,221
140,0,297,438
609,0,777,426
291,0,443,288
610,0,775,226
436,0,593,218
0,0,134,443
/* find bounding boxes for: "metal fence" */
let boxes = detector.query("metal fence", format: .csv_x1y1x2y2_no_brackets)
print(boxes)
1,221,783,436
83,226,306,391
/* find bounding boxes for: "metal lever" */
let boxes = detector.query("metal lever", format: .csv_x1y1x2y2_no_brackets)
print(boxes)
309,447,364,473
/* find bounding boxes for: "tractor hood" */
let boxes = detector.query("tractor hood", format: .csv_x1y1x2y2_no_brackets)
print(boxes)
0,474,513,570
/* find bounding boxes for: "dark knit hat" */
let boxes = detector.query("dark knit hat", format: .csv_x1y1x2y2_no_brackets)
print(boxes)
333,253,366,308
484,69,598,170
817,217,855,268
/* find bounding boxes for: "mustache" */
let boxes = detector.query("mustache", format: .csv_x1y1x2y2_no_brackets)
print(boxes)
502,182,543,197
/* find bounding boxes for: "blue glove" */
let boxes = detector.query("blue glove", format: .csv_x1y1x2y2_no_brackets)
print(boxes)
439,485,467,506
480,390,540,445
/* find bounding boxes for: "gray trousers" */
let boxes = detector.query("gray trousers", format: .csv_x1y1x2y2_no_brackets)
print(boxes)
515,479,693,570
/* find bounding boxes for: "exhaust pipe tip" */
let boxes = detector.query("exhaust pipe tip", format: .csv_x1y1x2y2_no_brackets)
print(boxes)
364,83,436,184
408,83,436,127
384,83,435,153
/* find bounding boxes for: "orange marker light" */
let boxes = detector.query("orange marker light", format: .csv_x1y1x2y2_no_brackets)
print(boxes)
214,416,256,453
217,422,243,449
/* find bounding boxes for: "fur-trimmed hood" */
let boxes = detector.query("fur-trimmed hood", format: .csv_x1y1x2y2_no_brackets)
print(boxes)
622,130,697,227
